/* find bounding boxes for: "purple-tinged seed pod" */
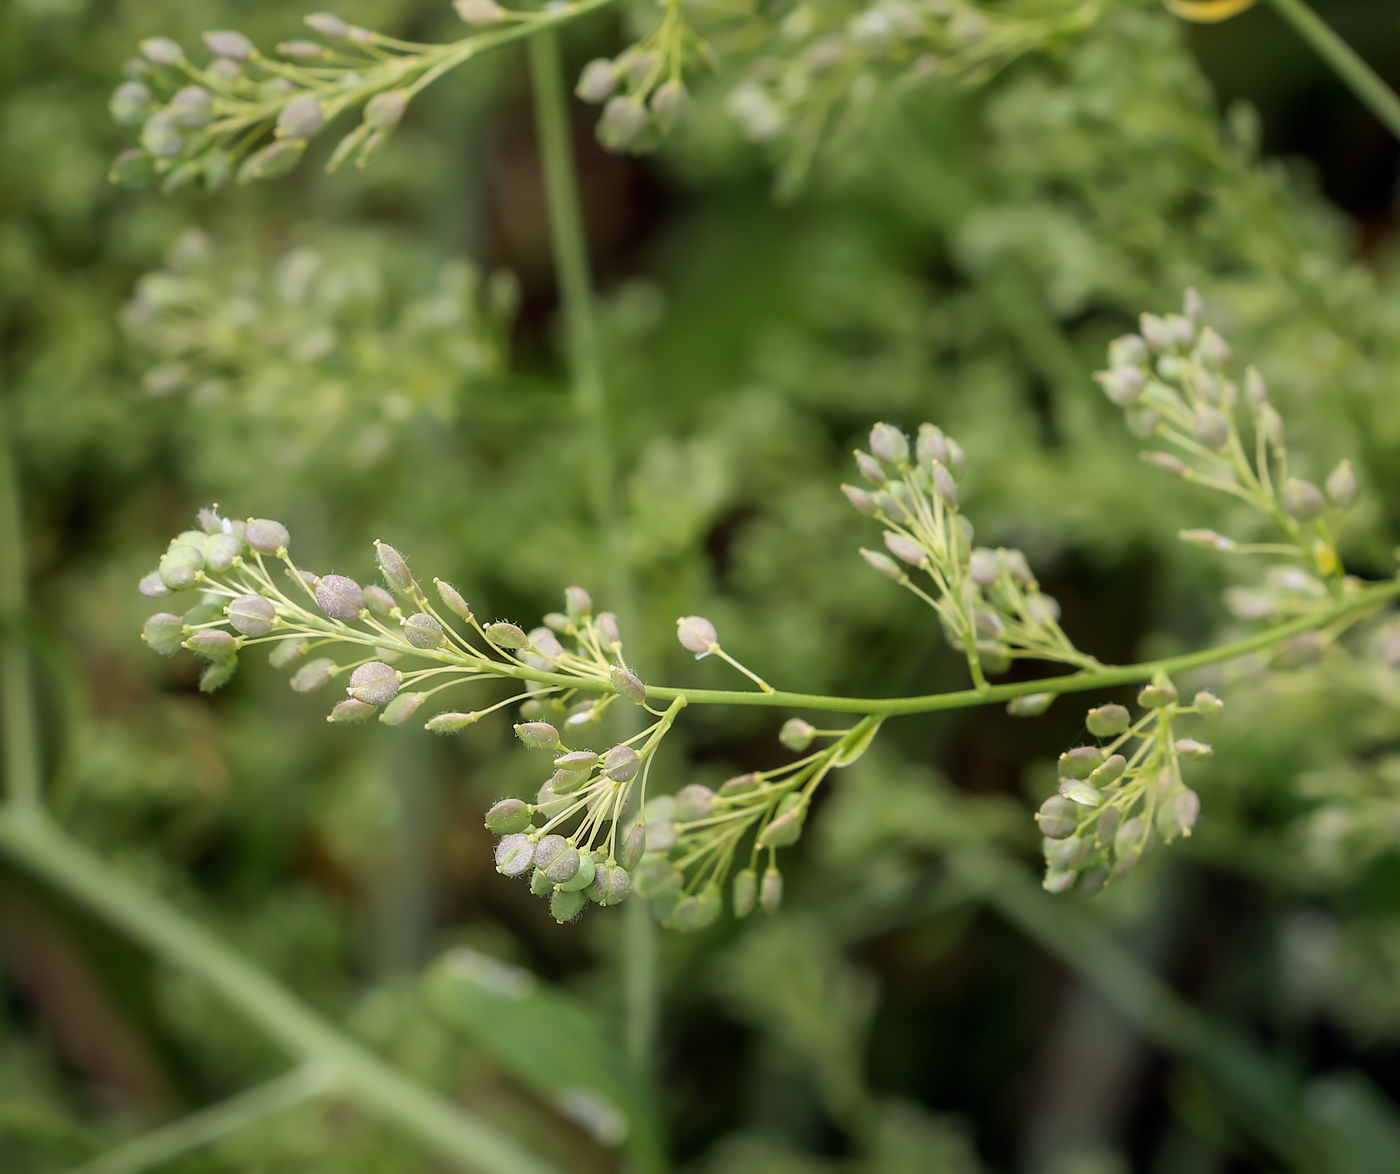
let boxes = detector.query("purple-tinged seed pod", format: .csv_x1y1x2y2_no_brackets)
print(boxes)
1085,704,1130,738
719,773,759,796
201,532,242,572
1244,366,1268,408
278,96,324,139
402,612,445,649
554,750,599,771
564,586,592,617
1166,312,1195,349
974,610,1005,639
860,549,903,580
732,868,757,918
244,518,290,554
169,86,213,128
1325,460,1357,509
363,585,395,616
842,484,879,516
1174,738,1213,760
853,450,886,486
365,90,408,130
1281,478,1324,521
968,548,998,586
780,718,815,752
227,594,275,636
916,423,949,468
1175,788,1200,835
675,784,716,821
883,532,925,566
139,571,171,598
1094,365,1146,407
575,58,619,104
1042,868,1078,894
454,0,506,23
485,622,529,649
933,465,958,507
543,612,571,632
1259,405,1285,450
587,862,630,906
1095,806,1122,847
650,79,690,131
289,568,318,588
199,659,237,692
514,721,561,749
316,574,364,621
143,613,185,656
598,96,648,151
304,12,351,37
269,637,308,668
602,744,640,782
759,866,783,914
110,81,153,126
374,541,413,591
1007,692,1054,717
869,422,909,467
676,615,718,657
596,612,621,648
380,692,424,726
1179,529,1235,552
1139,313,1175,352
425,712,476,732
433,579,472,621
185,629,236,659
1194,691,1224,719
610,664,645,705
529,627,564,663
347,661,399,706
494,833,536,877
1108,334,1149,368
140,37,184,65
1137,677,1177,708
1183,287,1203,322
204,30,254,60
1193,406,1229,450
535,835,580,884
1144,452,1186,476
1036,796,1079,839
485,798,531,835
1112,816,1150,863
758,803,805,848
329,698,374,722
279,40,330,59
1058,746,1105,780
158,544,204,590
556,853,596,893
290,657,337,693
551,888,586,922
618,823,646,871
1197,327,1231,369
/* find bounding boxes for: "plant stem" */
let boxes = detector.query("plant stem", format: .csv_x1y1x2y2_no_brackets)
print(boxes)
526,31,660,1082
67,1065,331,1174
0,393,41,811
0,808,563,1174
1268,0,1400,140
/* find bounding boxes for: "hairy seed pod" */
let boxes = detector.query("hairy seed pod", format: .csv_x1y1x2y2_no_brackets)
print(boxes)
159,544,204,590
1194,691,1224,719
244,518,290,554
1088,754,1127,787
291,657,336,692
203,29,254,59
226,593,275,636
275,96,324,140
1007,692,1055,717
1036,796,1079,840
425,711,476,732
650,80,690,131
1113,816,1148,863
869,422,909,467
494,834,536,877
372,541,412,592
401,612,445,649
1281,478,1324,521
554,750,599,773
315,574,364,621
142,613,185,656
328,699,374,722
588,863,630,906
1259,405,1285,450
238,138,306,182
359,586,392,617
201,532,242,572
596,612,621,648
186,629,236,659
916,423,949,469
556,853,597,893
676,615,718,656
854,450,886,486
575,58,619,104
780,718,816,752
1058,746,1105,780
1085,704,1130,738
139,37,184,65
860,549,903,580
760,866,784,914
485,798,532,835
139,570,171,597
535,835,581,884
1108,333,1149,368
530,867,554,897
533,778,570,819
674,784,716,822
279,40,330,59
610,664,645,705
551,887,586,923
619,823,646,871
347,661,398,706
431,580,471,622
514,721,561,749
1043,868,1078,894
485,622,529,649
603,743,640,781
199,659,237,692
380,692,424,726
1137,677,1177,708
732,868,757,918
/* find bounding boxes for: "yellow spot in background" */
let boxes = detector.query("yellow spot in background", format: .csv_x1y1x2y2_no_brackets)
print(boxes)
1165,0,1260,24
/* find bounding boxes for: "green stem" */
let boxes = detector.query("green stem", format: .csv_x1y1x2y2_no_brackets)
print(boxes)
0,809,562,1174
1268,0,1400,140
526,31,659,1083
0,393,41,811
67,1066,331,1174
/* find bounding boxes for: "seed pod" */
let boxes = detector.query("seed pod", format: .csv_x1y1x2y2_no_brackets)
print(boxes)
1085,704,1130,738
575,58,619,104
424,711,475,733
347,661,399,706
1179,529,1236,554
1095,805,1122,846
111,149,156,189
397,613,443,650
915,423,949,470
244,518,290,554
608,664,645,706
1137,676,1177,708
555,852,597,894
596,612,622,648
485,622,529,649
138,571,171,597
199,532,242,573
273,96,324,141
158,544,204,590
1192,406,1229,450
484,798,531,835
559,586,592,620
305,13,351,37
528,628,564,664
1088,754,1127,787
1174,788,1201,835
514,721,561,749
168,86,213,129
842,484,879,515
631,856,681,902
1194,691,1224,719
1108,334,1149,368
933,465,958,508
553,750,599,774
967,548,997,587
732,868,757,918
530,866,554,897
1058,746,1105,780
223,593,273,637
186,629,236,659
1259,405,1285,451
139,37,184,65
1113,816,1147,862
1058,778,1103,807
883,532,925,566
869,422,909,467
291,657,336,692
860,549,903,580
199,659,237,692
1325,460,1357,509
650,80,690,131
536,835,581,884
329,698,374,722
312,574,362,621
1173,738,1213,760
759,866,783,914
676,615,718,656
619,823,647,871
550,887,586,923
603,744,640,782
758,800,805,848
1007,692,1055,717
588,862,630,906
142,613,185,656
454,0,506,22
110,81,153,126
494,834,536,877
365,90,408,129
1077,869,1109,896
1094,365,1145,406
674,784,716,822
854,450,887,486
1036,795,1079,840
780,719,816,752
597,96,648,151
204,29,254,59
1196,327,1231,369
279,39,330,59
1046,834,1090,871
1139,313,1175,352
667,890,722,932
1043,868,1078,894
719,773,759,796
379,692,424,726
1281,478,1324,521
238,138,306,182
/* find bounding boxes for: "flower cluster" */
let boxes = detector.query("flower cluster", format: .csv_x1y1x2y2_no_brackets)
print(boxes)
108,3,603,192
1034,683,1221,894
844,421,1095,687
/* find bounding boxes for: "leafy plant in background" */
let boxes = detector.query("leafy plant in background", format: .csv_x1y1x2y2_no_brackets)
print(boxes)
7,0,1400,1172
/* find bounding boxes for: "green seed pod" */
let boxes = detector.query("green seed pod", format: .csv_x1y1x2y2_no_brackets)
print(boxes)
549,768,591,797
204,29,254,59
650,80,690,132
199,658,237,692
530,867,554,897
1145,452,1186,477
140,37,184,65
1036,795,1079,840
759,866,783,914
1175,788,1200,835
535,835,581,884
556,853,596,893
169,86,213,129
1088,754,1127,787
596,612,622,648
1196,327,1231,369
1193,406,1229,449
732,868,757,918
494,833,536,877
551,887,587,923
364,90,408,130
588,863,630,906
719,773,759,797
610,664,646,705
143,613,185,656
110,81,153,126
632,854,682,898
425,711,476,732
1179,529,1235,553
329,698,374,722
485,622,529,649
1058,778,1103,807
244,518,290,554
915,423,949,469
603,744,640,781
1173,738,1213,760
598,96,648,151
312,575,363,622
380,692,424,726
402,613,445,649
667,890,722,932
304,13,351,37
883,532,925,567
1058,747,1105,780
860,549,903,580
186,629,236,659
279,39,330,59
370,540,411,592
159,544,204,590
534,778,571,820
200,532,242,572
1077,869,1108,896
1045,835,1090,871
1108,333,1149,368
238,139,306,182
869,422,909,467
1006,692,1054,717
291,657,336,692
434,579,472,621
1042,868,1077,894
563,586,592,618
485,798,531,835
347,661,398,706
1193,691,1224,720
110,149,156,189
674,784,715,822
359,586,392,617
1095,805,1121,846
227,594,275,636
1139,313,1174,352
779,718,816,752
277,96,324,139
619,823,646,871
758,804,805,848
1281,478,1324,521
1113,816,1147,862
842,485,879,516
933,466,958,508
1085,704,1130,738
575,58,619,104
1137,675,1177,708
512,720,561,749
855,450,887,486
1325,460,1357,509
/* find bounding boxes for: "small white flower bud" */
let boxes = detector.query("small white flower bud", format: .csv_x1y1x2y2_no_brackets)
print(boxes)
854,450,886,486
159,544,204,590
1139,313,1175,352
969,548,998,586
758,800,805,848
139,571,171,597
1094,365,1145,406
200,532,242,572
1325,460,1357,509
277,96,324,139
200,660,237,692
650,80,690,131
110,81,153,126
1166,312,1195,349
1173,738,1213,760
598,97,648,151
380,692,424,726
933,465,958,507
869,422,909,467
596,612,621,648
1088,754,1126,786
1137,675,1177,708
1259,405,1285,450
1108,334,1149,368
916,423,949,469
141,113,184,158
1193,691,1224,719
676,615,718,657
1196,327,1231,369
564,586,592,617
169,86,213,129
842,484,879,516
279,40,330,59
575,59,619,104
